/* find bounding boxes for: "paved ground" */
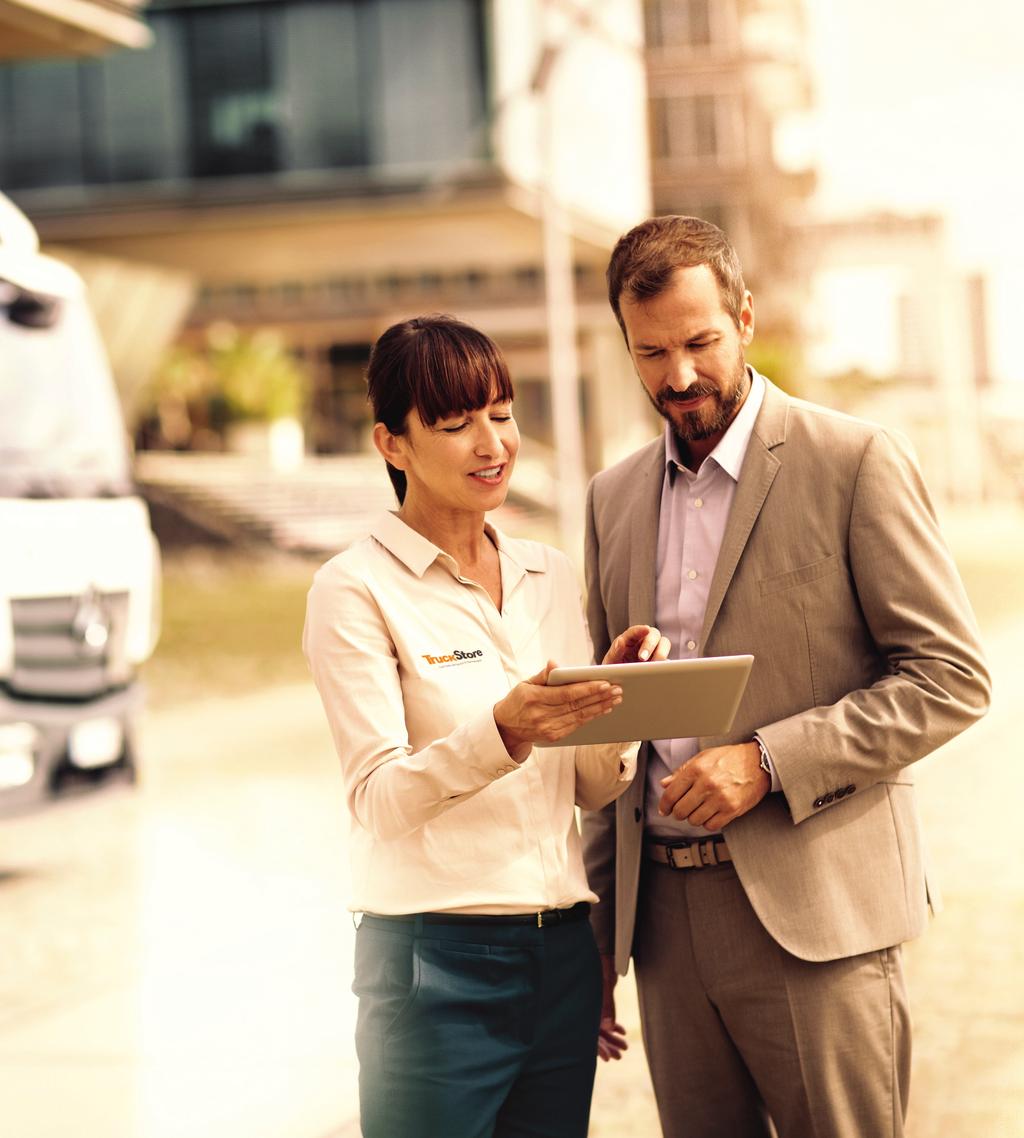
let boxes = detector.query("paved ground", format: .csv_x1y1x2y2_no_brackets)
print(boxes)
1,516,1022,1137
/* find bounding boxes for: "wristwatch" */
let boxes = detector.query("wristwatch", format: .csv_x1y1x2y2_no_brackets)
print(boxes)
753,734,772,778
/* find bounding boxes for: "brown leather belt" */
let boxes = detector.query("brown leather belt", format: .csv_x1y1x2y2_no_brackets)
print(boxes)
644,837,732,870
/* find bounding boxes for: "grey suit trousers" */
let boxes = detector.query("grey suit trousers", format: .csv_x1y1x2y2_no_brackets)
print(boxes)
633,858,912,1138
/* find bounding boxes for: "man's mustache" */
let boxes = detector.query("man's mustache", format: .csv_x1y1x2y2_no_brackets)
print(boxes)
657,386,718,408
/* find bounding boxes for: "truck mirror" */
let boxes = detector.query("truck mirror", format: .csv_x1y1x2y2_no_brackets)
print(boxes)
4,288,60,329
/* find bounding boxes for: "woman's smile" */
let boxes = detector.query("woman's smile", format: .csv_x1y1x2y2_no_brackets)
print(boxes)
470,463,506,483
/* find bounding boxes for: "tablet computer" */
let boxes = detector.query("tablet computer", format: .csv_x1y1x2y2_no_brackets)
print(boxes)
537,654,754,747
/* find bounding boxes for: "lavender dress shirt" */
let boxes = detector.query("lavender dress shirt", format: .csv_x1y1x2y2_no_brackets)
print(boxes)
646,368,770,841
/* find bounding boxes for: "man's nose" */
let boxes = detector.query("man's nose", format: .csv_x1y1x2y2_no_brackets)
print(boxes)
665,353,699,392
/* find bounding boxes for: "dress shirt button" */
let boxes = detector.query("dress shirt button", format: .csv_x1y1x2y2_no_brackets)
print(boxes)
687,570,698,580
686,640,697,651
634,806,642,823
693,498,704,509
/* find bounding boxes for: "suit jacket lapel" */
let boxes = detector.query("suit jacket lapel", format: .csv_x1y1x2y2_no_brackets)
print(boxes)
627,440,664,627
700,380,789,649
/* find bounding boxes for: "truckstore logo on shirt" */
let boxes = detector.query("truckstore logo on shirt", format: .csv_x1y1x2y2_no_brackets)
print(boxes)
422,648,485,667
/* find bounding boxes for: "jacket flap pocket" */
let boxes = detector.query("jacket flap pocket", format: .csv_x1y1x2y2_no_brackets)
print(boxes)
759,553,840,596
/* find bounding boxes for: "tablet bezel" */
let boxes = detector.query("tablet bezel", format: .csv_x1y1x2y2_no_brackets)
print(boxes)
539,654,754,747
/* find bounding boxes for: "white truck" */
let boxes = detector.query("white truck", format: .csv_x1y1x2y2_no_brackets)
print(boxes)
0,192,161,813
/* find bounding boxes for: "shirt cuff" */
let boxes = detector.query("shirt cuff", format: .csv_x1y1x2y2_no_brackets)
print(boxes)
617,741,640,782
754,733,782,793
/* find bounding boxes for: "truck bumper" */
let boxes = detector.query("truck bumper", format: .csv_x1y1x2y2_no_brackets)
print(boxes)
0,684,143,816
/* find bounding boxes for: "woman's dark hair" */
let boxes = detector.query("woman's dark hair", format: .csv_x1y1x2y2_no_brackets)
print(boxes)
366,314,514,504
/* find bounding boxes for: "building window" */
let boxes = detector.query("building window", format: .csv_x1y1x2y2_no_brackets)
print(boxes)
185,5,283,177
650,93,744,164
645,0,714,49
0,0,486,193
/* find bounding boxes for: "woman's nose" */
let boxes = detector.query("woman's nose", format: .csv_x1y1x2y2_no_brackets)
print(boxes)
475,420,502,456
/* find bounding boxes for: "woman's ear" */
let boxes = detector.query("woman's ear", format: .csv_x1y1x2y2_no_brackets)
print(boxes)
373,422,408,469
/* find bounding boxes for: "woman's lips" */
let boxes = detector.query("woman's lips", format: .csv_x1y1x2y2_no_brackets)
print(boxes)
469,464,505,483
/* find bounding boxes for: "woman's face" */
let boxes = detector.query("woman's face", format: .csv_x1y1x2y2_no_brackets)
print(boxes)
383,393,520,517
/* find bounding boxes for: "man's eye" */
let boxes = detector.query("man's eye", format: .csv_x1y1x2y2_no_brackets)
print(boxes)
639,350,663,359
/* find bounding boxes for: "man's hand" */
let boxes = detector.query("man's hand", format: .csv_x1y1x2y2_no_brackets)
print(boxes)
602,624,671,666
597,953,627,1061
658,742,770,831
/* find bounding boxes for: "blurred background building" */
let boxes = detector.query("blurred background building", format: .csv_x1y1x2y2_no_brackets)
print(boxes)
0,0,150,57
1,0,1012,552
0,0,657,553
644,0,814,357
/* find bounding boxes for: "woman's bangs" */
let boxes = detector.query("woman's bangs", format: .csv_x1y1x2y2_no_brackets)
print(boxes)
414,330,514,425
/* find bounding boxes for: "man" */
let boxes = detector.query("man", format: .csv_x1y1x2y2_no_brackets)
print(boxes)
582,215,991,1138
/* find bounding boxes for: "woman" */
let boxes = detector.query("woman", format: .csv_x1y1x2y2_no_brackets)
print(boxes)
303,314,668,1138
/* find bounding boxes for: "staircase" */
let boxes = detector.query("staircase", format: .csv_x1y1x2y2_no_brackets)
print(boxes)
135,452,553,556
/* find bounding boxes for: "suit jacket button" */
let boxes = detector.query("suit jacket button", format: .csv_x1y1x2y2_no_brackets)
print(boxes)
835,787,847,799
825,792,835,804
846,784,856,795
634,807,642,823
813,796,825,809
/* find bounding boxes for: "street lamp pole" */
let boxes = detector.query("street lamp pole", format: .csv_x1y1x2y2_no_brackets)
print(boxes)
532,33,587,564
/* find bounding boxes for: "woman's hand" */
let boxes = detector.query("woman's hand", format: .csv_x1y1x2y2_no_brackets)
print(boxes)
493,662,623,760
602,624,671,665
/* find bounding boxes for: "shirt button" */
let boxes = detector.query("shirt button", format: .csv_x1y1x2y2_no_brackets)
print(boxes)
693,498,704,508
687,640,697,651
687,570,698,580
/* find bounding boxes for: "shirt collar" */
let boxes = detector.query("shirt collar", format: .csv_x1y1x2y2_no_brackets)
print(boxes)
370,511,547,578
663,366,766,483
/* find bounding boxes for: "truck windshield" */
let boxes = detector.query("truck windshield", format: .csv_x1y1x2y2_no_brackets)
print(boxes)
0,287,133,498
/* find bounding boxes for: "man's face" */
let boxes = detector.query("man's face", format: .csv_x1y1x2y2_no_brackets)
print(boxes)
620,264,755,455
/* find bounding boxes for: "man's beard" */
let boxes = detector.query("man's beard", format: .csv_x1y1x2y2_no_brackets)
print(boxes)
650,355,749,443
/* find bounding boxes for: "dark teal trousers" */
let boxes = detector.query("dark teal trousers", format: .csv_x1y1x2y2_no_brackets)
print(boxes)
353,911,602,1138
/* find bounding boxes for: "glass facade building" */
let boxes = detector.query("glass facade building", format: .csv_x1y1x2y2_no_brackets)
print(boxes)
0,0,488,195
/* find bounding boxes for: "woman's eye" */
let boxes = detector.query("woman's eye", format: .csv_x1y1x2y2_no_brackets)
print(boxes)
491,415,513,423
441,423,468,433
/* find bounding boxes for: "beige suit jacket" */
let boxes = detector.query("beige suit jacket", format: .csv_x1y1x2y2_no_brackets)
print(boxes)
582,379,991,971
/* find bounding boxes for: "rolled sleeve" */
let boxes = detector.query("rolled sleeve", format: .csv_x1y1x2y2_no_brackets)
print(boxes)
574,740,639,811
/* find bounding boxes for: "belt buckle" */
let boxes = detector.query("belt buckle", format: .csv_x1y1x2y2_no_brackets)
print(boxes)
665,841,696,870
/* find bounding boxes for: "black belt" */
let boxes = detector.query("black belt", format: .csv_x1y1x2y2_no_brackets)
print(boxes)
363,901,591,928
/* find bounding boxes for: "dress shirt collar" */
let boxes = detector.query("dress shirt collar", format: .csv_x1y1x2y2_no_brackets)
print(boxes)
370,511,547,578
663,366,767,483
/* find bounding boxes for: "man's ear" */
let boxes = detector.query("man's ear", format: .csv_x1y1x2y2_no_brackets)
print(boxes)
739,290,755,347
372,422,408,469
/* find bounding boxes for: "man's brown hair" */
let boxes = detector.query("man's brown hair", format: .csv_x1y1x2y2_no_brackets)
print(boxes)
607,215,746,337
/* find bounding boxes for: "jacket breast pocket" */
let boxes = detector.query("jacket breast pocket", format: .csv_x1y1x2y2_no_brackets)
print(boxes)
758,553,841,597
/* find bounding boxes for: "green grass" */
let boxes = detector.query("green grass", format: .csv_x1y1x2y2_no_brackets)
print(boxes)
143,513,1024,709
142,551,319,709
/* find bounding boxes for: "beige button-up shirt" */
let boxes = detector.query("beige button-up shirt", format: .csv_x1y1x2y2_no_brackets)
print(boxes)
303,512,637,915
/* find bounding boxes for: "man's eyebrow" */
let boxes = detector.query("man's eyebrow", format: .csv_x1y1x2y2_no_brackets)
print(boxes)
634,328,718,349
